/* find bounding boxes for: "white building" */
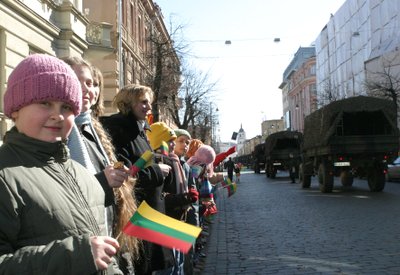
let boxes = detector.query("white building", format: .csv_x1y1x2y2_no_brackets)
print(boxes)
236,124,246,155
315,0,400,106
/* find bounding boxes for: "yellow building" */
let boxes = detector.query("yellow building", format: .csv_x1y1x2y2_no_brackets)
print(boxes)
0,0,178,143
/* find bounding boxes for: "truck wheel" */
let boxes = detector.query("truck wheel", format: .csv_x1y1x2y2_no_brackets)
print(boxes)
318,162,333,193
340,170,353,186
367,168,385,192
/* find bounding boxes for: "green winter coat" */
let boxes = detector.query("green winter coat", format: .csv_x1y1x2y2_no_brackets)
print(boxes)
0,128,121,275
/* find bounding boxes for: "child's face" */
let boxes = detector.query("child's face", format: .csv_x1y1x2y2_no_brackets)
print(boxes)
174,135,190,157
71,65,96,113
11,101,75,142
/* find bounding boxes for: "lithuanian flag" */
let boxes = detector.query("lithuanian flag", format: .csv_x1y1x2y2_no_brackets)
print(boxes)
158,141,169,156
219,177,237,197
130,151,153,177
220,177,232,188
122,201,202,253
227,181,237,197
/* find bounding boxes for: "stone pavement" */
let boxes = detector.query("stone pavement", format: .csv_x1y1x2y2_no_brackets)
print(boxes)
194,171,400,274
194,173,238,275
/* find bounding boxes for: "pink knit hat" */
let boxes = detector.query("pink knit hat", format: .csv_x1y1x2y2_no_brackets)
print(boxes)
187,145,216,176
4,54,82,117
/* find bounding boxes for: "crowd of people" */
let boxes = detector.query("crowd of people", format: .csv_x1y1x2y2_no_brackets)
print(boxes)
0,54,232,275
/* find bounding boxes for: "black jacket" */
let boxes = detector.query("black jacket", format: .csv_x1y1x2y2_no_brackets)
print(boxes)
101,112,174,274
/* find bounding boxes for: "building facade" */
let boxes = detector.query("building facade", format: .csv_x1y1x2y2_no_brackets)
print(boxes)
0,0,89,142
261,119,284,140
279,47,317,132
236,124,246,155
0,0,178,143
316,0,400,108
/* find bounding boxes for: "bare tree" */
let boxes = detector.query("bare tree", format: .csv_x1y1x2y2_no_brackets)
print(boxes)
364,55,400,122
166,65,218,132
143,13,219,141
317,79,344,107
143,17,189,122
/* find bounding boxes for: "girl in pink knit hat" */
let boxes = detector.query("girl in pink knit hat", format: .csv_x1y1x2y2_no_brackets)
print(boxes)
0,54,122,274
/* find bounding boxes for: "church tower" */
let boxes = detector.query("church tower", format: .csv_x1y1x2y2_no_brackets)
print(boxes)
237,124,246,155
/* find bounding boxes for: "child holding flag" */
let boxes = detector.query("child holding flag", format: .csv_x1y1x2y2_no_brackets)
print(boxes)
0,54,122,274
147,122,198,275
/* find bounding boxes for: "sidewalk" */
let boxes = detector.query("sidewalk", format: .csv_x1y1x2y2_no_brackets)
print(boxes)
194,176,231,274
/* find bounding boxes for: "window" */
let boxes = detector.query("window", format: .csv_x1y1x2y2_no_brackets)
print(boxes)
309,64,316,75
138,16,143,48
130,3,135,37
310,83,317,95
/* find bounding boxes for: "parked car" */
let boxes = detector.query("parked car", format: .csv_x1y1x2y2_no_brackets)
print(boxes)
386,156,400,182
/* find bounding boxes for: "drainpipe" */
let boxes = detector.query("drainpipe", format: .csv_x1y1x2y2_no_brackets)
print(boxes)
118,0,123,87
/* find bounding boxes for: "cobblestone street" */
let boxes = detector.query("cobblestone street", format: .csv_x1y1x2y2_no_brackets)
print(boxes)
200,171,400,274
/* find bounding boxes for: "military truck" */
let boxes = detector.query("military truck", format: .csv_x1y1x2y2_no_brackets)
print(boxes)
264,131,303,182
299,96,399,193
252,143,265,174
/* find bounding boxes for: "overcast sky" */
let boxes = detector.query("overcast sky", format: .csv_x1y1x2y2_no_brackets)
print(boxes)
155,0,346,142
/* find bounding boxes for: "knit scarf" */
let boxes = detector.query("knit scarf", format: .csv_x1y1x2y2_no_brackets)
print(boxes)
68,111,109,174
169,152,188,194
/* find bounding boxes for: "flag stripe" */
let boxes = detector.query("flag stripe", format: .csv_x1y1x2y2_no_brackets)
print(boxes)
130,211,197,243
136,201,201,238
159,141,169,156
123,223,193,253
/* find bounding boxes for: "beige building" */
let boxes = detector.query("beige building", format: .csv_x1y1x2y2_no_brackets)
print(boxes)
279,47,317,133
0,0,89,142
261,119,284,140
0,0,178,143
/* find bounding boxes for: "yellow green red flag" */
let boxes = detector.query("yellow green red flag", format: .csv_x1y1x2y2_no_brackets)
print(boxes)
122,201,202,253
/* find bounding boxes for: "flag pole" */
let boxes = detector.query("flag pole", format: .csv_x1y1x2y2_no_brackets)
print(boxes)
115,231,123,240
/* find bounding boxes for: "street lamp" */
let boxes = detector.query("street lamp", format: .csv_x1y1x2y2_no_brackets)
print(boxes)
210,103,219,150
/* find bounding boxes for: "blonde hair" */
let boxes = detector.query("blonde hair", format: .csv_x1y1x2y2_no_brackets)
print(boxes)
63,56,140,258
61,56,91,69
113,84,154,115
187,139,204,159
91,117,140,258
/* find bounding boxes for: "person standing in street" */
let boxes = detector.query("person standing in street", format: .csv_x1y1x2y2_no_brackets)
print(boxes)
224,157,235,182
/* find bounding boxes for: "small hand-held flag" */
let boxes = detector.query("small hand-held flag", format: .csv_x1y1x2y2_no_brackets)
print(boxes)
219,177,237,197
158,141,169,157
130,151,153,177
227,181,237,197
121,201,202,253
220,177,231,188
213,146,236,167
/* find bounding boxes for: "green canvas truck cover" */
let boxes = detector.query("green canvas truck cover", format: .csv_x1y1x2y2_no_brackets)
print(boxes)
265,131,303,156
303,96,398,151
